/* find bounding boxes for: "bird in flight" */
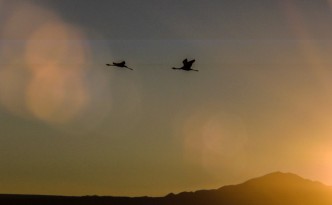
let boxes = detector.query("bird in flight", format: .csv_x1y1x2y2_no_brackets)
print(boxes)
106,61,133,70
172,59,198,71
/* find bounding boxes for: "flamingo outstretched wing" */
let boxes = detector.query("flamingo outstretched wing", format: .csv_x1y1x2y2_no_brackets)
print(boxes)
182,58,188,66
186,59,195,67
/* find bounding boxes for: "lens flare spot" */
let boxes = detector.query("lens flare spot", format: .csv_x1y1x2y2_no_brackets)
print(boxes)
2,2,59,39
0,65,30,117
25,23,87,67
26,65,88,124
279,1,330,89
0,1,113,128
181,110,248,176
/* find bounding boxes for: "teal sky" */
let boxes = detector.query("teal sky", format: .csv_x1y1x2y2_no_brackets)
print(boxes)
2,0,332,196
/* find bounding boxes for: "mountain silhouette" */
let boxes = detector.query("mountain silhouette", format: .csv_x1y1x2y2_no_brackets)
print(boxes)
167,172,332,205
1,172,332,205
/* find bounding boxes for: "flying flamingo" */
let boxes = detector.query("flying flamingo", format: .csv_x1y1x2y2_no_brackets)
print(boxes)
106,61,133,70
172,59,198,71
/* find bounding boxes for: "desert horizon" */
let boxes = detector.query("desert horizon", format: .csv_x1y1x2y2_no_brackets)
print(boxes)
2,171,332,205
1,171,330,197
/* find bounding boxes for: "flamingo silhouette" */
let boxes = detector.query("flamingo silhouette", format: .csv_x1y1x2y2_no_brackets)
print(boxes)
172,59,198,71
106,61,133,70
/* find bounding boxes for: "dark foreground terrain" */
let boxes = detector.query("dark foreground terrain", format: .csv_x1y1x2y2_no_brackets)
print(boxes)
2,172,332,205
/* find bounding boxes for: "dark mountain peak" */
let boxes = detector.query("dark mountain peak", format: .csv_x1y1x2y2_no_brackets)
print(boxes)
237,171,327,190
261,171,300,178
209,172,332,205
244,171,307,184
254,171,310,181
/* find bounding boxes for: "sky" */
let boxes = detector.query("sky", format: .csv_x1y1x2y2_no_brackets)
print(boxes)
1,0,332,196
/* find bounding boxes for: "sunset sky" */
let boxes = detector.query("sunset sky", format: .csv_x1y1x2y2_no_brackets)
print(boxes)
2,0,332,196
